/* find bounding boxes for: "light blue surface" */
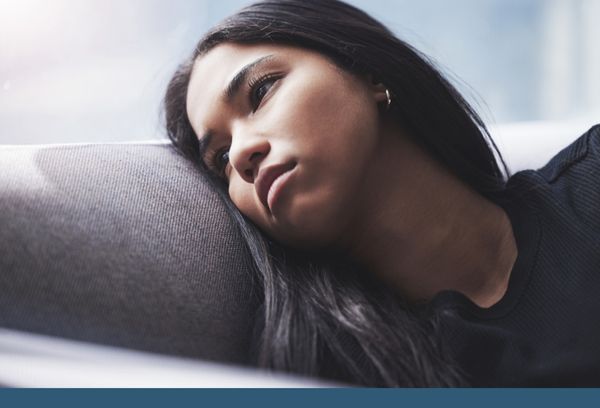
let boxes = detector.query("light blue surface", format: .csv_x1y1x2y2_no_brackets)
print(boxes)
1,0,599,144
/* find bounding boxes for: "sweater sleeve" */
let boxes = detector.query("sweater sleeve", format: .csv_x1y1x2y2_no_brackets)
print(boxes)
539,124,600,227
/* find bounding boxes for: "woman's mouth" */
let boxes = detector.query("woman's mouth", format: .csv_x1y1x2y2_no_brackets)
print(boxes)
255,161,297,213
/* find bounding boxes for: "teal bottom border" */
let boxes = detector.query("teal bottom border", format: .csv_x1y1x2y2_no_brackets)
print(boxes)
1,389,600,407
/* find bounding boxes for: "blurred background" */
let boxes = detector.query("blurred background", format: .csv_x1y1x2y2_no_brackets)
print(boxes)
1,0,599,145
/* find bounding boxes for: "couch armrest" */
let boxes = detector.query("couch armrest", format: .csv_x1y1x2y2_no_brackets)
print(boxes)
0,143,259,365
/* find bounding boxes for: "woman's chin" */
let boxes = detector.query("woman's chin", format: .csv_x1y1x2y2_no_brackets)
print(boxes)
264,183,354,250
271,212,347,251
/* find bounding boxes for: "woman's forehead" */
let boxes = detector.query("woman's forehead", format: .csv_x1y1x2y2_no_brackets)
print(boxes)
186,43,322,133
187,44,281,125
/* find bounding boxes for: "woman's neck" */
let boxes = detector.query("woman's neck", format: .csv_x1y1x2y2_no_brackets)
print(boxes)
345,124,517,308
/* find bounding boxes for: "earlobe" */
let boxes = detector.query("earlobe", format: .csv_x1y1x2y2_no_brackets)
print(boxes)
384,89,392,111
366,74,391,108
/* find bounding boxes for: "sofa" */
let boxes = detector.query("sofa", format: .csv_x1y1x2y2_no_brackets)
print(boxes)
0,143,261,377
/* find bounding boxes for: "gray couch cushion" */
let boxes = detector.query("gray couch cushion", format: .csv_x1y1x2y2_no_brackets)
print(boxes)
0,143,259,365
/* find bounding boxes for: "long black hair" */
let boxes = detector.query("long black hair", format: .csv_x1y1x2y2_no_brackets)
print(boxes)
164,0,507,386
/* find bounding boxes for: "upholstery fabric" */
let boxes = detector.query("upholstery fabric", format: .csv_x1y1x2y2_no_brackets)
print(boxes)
0,143,259,365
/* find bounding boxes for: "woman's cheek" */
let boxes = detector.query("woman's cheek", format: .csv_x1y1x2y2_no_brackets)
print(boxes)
229,179,257,218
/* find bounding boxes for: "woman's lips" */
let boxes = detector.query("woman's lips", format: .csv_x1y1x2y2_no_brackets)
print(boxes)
255,161,297,213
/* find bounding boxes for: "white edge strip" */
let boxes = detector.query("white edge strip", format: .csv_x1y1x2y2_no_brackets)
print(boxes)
0,329,335,388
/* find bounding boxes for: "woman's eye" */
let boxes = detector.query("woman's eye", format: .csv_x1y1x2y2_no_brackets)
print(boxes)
214,148,230,176
250,76,278,111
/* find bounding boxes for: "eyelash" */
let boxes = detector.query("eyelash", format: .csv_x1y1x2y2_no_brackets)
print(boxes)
207,72,281,179
248,72,281,112
211,148,230,179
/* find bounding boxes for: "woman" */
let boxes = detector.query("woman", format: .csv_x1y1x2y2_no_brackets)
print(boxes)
164,0,600,386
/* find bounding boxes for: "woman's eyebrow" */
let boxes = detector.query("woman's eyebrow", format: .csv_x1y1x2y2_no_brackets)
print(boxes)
224,54,276,102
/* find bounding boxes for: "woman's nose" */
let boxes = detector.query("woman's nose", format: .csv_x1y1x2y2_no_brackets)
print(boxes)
229,134,270,184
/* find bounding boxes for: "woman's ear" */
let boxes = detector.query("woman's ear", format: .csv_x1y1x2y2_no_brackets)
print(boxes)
366,74,389,104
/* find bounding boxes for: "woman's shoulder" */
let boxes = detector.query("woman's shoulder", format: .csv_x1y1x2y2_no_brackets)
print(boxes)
515,124,600,228
537,124,600,183
499,124,600,230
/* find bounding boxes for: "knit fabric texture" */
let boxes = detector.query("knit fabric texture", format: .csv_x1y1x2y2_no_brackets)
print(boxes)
431,125,600,386
0,144,260,365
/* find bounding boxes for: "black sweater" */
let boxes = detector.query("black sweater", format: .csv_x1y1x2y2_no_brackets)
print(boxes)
431,124,600,386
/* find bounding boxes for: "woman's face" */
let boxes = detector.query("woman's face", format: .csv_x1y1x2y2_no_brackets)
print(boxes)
186,43,388,249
